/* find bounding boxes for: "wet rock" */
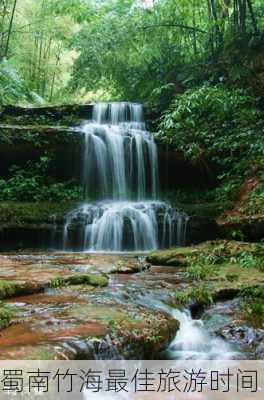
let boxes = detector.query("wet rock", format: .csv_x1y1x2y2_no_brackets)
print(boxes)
256,343,264,358
112,258,151,274
111,313,179,359
217,322,264,358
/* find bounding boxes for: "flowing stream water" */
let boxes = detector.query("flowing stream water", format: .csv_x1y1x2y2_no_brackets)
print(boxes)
63,102,188,252
118,289,238,360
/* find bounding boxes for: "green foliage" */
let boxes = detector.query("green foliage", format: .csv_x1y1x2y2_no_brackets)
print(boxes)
0,0,263,105
185,260,216,280
191,241,264,272
175,285,214,307
241,299,264,328
0,59,31,105
241,165,264,215
240,285,264,328
0,157,82,202
158,85,264,208
158,85,263,167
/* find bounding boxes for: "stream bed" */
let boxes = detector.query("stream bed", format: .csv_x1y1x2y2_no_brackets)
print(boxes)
0,252,261,360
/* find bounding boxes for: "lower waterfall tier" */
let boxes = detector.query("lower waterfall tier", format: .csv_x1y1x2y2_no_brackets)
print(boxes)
63,201,188,252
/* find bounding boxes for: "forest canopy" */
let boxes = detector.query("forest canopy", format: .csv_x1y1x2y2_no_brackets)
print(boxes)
0,0,263,107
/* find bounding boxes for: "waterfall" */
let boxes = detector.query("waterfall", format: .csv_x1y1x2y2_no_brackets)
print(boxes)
82,102,158,200
63,102,188,252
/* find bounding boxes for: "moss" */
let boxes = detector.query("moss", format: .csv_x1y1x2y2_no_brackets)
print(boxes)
0,307,13,330
0,281,17,299
0,279,45,299
147,247,191,266
50,273,109,288
113,312,179,358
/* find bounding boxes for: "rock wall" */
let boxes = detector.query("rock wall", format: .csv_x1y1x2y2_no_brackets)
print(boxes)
0,104,214,190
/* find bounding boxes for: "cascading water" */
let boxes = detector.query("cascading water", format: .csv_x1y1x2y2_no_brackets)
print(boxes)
63,102,188,252
135,295,237,360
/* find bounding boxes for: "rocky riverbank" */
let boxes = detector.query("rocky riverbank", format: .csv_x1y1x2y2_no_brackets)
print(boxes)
0,240,262,360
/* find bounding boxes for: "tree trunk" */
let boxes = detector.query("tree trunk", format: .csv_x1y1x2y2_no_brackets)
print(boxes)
237,0,247,34
49,48,62,102
0,0,8,59
192,4,198,55
233,0,239,32
4,0,18,58
247,0,258,33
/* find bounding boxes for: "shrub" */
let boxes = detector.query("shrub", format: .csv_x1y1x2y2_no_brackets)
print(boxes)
0,157,82,202
158,85,263,185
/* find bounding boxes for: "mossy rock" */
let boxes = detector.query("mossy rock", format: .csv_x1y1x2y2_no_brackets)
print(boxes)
50,273,109,288
0,280,44,300
147,247,194,266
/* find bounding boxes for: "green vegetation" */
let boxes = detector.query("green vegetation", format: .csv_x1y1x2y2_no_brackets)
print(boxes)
0,157,82,202
149,240,264,267
0,305,13,330
0,0,263,105
185,261,216,280
158,85,264,207
240,285,264,328
149,241,264,308
175,285,214,307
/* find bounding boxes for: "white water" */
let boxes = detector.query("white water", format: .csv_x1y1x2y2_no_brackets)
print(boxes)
63,201,188,252
82,102,158,200
136,295,236,360
168,308,236,360
63,102,188,252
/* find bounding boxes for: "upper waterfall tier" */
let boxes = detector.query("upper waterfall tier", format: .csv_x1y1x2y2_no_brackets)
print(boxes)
82,102,158,200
